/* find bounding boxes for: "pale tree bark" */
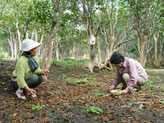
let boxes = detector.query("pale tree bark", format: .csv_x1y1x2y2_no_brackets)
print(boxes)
35,29,38,42
7,38,14,59
31,29,35,40
16,20,21,51
153,32,159,66
41,0,70,70
55,41,60,60
97,37,102,68
37,34,44,59
8,29,18,59
12,35,17,59
26,31,29,39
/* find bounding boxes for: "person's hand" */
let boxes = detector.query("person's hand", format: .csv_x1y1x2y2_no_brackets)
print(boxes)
121,89,129,94
28,89,36,95
41,70,49,77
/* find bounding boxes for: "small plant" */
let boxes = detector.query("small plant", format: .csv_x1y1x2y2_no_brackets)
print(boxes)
86,106,103,114
62,74,67,79
117,85,122,89
75,78,88,84
147,79,154,85
81,74,88,77
66,77,73,84
160,101,164,105
98,92,105,96
32,105,43,111
66,78,88,85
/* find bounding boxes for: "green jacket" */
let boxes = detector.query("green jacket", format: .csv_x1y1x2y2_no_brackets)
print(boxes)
12,56,42,88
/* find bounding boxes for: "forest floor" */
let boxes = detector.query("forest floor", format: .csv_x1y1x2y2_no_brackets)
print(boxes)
0,60,164,123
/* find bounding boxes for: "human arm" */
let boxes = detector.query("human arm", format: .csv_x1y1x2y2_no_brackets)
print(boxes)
110,68,122,91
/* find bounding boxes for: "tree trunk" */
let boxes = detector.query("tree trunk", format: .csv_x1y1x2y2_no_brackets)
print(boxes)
97,37,102,68
55,41,60,60
153,32,159,66
16,20,21,51
12,35,17,59
37,34,44,59
139,37,147,67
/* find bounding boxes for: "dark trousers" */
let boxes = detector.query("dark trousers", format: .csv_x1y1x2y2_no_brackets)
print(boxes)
10,73,45,92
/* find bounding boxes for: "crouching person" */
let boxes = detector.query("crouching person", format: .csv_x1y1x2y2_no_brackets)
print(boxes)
10,39,49,99
109,52,148,94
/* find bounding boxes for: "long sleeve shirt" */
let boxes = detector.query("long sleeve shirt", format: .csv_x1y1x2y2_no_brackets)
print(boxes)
12,56,42,88
111,57,148,90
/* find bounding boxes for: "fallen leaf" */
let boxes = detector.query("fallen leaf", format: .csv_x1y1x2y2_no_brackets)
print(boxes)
13,113,17,117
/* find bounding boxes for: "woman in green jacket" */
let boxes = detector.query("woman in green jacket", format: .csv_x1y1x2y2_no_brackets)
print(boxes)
10,39,49,99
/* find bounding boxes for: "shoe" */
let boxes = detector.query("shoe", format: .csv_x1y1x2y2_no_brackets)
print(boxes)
15,89,26,99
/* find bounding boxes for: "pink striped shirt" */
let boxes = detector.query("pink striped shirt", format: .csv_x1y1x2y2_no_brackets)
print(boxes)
112,57,148,90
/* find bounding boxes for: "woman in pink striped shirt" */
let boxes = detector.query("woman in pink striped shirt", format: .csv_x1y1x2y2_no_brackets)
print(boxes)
109,52,148,94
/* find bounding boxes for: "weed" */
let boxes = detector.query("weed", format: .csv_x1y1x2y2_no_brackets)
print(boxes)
52,59,89,65
98,92,105,96
62,74,67,79
117,85,122,89
147,79,154,85
160,101,164,105
66,78,88,85
86,106,103,114
32,105,43,111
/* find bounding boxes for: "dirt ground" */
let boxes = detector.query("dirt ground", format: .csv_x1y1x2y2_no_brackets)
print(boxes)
0,60,164,123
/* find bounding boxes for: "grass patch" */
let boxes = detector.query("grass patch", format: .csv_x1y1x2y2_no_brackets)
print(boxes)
86,106,103,114
98,92,105,96
32,105,43,111
147,79,154,85
66,77,88,85
52,59,89,65
160,101,164,105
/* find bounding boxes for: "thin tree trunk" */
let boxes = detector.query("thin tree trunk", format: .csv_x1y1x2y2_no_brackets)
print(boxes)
16,20,21,51
97,37,101,67
153,32,159,66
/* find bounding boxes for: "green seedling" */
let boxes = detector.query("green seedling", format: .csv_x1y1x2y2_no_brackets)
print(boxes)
98,92,105,96
117,85,122,89
32,105,42,111
147,79,154,85
160,101,164,105
87,106,103,114
62,74,67,79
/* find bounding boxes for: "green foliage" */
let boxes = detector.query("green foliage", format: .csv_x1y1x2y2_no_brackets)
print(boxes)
160,101,164,105
147,79,154,85
62,74,67,79
33,0,54,25
86,106,103,114
66,77,88,85
98,92,105,96
32,105,43,111
52,59,89,66
117,85,122,89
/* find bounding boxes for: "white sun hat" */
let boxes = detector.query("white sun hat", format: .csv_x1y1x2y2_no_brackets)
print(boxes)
21,39,40,51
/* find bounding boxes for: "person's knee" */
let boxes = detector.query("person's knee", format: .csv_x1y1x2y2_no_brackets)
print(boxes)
122,73,130,82
25,74,39,82
137,77,146,86
39,75,45,83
